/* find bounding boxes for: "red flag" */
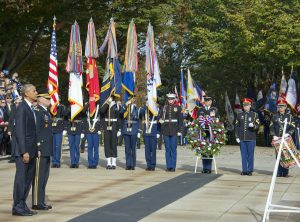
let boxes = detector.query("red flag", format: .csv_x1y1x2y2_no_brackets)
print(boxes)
86,58,100,116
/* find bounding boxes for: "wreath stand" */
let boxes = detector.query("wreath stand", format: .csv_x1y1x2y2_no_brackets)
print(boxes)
263,118,300,221
194,155,218,174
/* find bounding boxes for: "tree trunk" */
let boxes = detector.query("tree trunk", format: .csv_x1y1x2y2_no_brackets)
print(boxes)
0,43,9,70
7,43,21,72
10,26,44,73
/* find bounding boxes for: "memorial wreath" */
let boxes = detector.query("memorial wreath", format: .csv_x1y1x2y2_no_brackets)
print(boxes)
186,115,227,156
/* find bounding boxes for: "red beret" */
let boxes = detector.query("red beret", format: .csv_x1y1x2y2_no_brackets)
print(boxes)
241,98,252,104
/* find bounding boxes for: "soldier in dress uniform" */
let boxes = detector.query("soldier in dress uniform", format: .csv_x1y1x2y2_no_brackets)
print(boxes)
270,99,295,177
140,97,161,171
67,110,84,168
32,90,53,210
51,104,68,168
120,95,140,170
83,105,101,169
100,95,121,169
235,98,260,176
160,93,182,172
197,96,219,174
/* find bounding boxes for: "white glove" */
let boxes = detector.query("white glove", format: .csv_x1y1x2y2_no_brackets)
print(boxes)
273,136,279,140
236,138,240,143
62,130,67,136
137,133,141,138
249,122,254,128
146,101,149,106
80,133,84,139
177,132,182,136
284,133,290,138
156,134,160,139
97,131,101,135
117,131,121,137
108,97,112,103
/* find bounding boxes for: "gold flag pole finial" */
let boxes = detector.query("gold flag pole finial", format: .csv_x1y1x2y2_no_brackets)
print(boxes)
53,16,56,29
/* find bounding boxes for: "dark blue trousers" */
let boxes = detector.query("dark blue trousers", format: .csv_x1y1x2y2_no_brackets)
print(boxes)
13,157,36,212
240,140,255,173
164,135,177,169
124,134,137,167
52,133,62,165
144,136,157,168
87,133,100,167
68,134,80,165
202,158,212,171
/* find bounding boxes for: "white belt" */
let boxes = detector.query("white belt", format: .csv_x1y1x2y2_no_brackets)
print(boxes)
125,120,138,123
164,119,178,122
145,120,157,124
105,118,117,122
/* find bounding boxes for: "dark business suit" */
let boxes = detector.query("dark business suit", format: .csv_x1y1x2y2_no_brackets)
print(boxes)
32,105,53,207
12,100,37,214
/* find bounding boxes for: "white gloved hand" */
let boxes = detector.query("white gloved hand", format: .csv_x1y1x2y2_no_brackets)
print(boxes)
284,133,290,138
249,122,254,128
108,97,112,103
80,133,84,139
236,138,240,143
117,131,121,137
177,132,182,136
156,134,160,139
97,131,101,135
137,133,141,138
146,101,149,106
62,130,67,136
273,136,279,140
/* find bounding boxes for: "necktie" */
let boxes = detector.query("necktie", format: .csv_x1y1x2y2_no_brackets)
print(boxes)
31,105,36,123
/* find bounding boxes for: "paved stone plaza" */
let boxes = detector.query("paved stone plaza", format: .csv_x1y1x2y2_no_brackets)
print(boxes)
1,144,300,222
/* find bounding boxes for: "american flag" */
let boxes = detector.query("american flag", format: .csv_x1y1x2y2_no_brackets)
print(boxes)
48,18,59,116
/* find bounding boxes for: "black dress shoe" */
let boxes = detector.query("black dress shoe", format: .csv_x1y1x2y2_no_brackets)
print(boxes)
75,164,79,168
240,172,248,175
202,170,208,174
126,166,131,170
12,210,33,216
282,173,289,177
170,168,175,172
106,165,112,170
145,167,151,171
43,204,52,209
151,168,155,171
51,164,57,168
56,164,61,168
80,148,85,153
131,167,135,170
247,172,253,176
111,166,116,170
70,164,75,168
206,170,211,174
166,168,171,172
32,205,49,210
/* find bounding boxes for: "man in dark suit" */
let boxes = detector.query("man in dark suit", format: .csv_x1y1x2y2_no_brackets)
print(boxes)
12,84,38,216
32,90,53,210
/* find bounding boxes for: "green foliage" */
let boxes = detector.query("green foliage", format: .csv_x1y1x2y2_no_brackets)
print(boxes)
0,0,300,112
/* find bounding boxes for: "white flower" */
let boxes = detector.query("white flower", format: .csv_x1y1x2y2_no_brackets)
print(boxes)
208,147,211,150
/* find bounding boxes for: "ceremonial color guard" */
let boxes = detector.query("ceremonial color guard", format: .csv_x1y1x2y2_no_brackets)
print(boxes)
67,111,84,168
235,98,260,176
160,93,182,172
197,96,219,174
100,96,121,169
120,95,140,170
140,98,161,171
83,105,101,169
32,90,53,210
270,99,295,177
51,104,67,168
